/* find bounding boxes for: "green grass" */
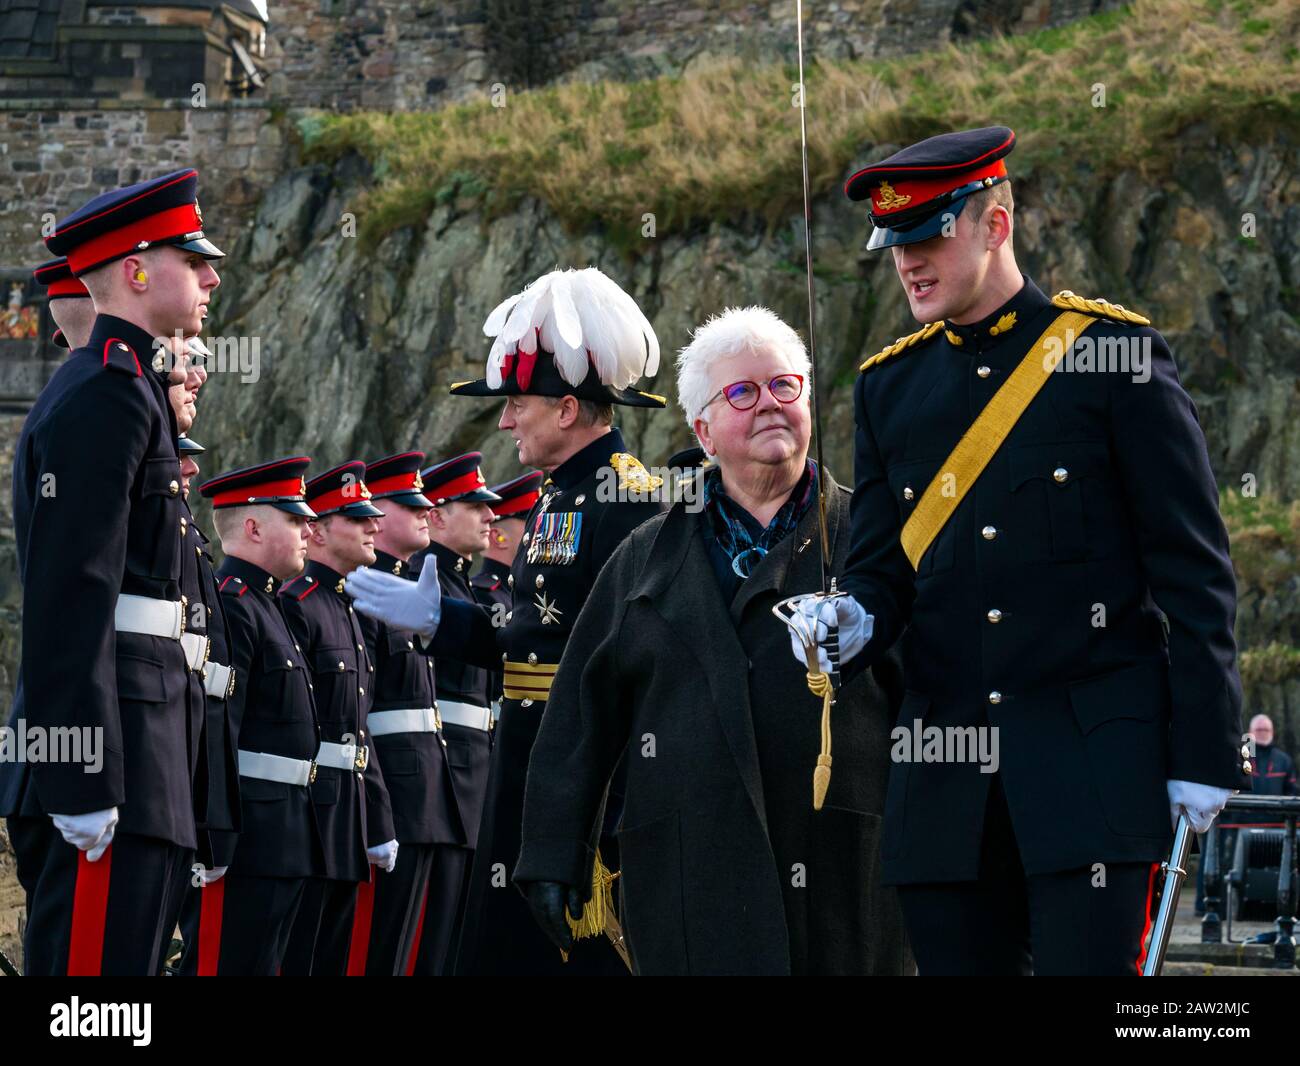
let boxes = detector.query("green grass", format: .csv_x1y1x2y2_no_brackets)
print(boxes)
1222,490,1300,590
298,0,1300,250
1240,643,1300,686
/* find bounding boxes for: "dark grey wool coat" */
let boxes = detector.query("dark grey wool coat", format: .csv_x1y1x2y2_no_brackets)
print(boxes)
514,475,914,975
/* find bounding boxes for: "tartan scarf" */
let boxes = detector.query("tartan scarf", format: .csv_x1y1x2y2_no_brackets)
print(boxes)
702,460,818,578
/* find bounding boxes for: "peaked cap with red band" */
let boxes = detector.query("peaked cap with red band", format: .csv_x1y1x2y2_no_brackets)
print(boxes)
34,257,90,348
844,126,1015,250
46,168,225,276
305,460,385,519
365,451,435,509
34,258,89,300
420,452,501,506
199,456,316,518
487,470,543,520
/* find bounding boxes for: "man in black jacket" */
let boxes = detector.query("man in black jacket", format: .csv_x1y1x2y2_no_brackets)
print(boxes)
347,267,666,975
3,171,222,975
787,127,1248,975
278,461,395,975
179,458,326,975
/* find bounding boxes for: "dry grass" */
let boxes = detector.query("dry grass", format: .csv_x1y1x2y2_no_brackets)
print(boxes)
299,0,1300,250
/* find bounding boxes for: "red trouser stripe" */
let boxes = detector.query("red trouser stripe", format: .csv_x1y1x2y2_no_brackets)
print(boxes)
67,846,113,976
1134,861,1160,975
405,882,429,976
346,869,376,976
197,878,226,976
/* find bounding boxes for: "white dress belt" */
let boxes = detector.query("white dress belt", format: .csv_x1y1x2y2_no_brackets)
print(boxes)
316,740,369,772
114,594,183,640
180,631,209,671
367,707,438,737
204,662,234,700
238,749,315,787
439,700,492,732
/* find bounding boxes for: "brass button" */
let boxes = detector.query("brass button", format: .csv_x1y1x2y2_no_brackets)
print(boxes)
501,652,508,664
982,525,997,540
1243,760,1252,773
181,517,187,531
407,640,414,650
902,486,914,501
356,643,363,651
535,574,544,589
195,545,202,556
988,690,1002,705
574,494,586,506
986,609,1003,624
338,661,345,671
1053,467,1069,483
977,365,991,378
522,533,530,544
508,574,514,588
359,687,365,696
1241,744,1251,757
505,611,513,623
152,353,166,372
521,698,534,708
286,659,294,668
169,480,179,495
527,652,538,665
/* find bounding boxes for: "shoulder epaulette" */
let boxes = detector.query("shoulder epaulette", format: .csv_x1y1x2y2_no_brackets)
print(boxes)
1051,291,1151,327
101,338,144,377
859,320,945,373
610,452,663,493
281,575,320,601
219,575,249,597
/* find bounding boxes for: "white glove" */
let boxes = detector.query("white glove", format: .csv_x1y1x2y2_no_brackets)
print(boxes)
367,839,399,873
786,594,873,674
1167,779,1235,833
346,558,441,639
51,807,119,862
192,863,228,886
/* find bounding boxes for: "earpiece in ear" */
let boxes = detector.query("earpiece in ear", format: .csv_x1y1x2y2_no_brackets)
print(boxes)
134,270,147,283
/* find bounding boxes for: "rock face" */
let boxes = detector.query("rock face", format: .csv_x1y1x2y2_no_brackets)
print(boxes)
196,134,1300,496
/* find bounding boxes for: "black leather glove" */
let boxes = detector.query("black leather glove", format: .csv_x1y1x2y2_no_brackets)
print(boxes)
522,881,585,953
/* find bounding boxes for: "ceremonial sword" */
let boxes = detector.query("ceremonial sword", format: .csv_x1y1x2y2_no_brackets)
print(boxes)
1141,812,1194,976
771,0,849,811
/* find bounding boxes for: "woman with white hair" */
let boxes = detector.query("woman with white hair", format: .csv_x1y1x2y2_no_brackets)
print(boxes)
513,306,912,975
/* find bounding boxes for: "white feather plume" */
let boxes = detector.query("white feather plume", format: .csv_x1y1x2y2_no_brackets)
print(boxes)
481,267,659,391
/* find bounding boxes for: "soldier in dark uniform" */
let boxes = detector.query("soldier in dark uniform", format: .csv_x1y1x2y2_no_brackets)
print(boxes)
179,457,326,975
471,471,544,726
33,257,94,351
174,433,240,865
405,451,499,975
787,127,1248,975
2,171,223,975
349,451,463,975
347,266,667,976
278,461,396,976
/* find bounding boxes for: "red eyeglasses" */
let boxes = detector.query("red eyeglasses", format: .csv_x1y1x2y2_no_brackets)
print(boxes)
705,373,805,412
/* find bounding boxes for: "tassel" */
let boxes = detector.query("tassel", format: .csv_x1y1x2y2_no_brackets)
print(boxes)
561,849,620,958
807,667,834,810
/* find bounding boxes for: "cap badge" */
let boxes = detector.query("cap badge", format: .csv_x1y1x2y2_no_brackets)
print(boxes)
359,481,372,499
299,477,307,496
413,472,424,490
876,181,912,211
195,201,203,224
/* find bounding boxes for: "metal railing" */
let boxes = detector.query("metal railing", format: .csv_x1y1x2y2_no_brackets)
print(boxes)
1200,794,1300,968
